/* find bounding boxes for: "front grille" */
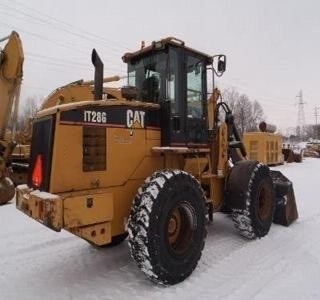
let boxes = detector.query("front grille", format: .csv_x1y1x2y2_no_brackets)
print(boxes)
28,116,55,191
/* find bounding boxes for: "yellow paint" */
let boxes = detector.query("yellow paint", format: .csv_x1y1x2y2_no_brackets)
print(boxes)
243,132,284,165
63,193,113,228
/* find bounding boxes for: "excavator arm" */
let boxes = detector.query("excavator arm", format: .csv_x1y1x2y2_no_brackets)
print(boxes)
0,31,24,204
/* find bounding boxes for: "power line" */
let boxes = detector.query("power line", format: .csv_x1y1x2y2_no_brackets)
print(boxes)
0,20,89,55
25,51,126,74
1,16,129,70
1,0,132,52
0,2,133,77
26,52,89,67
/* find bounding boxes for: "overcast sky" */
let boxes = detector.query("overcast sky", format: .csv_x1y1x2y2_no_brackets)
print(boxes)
1,0,319,132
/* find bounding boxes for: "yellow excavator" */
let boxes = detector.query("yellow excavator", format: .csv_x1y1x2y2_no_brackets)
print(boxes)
16,37,298,285
0,31,24,204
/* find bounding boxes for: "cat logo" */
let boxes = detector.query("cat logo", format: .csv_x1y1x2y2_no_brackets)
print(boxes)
126,109,145,128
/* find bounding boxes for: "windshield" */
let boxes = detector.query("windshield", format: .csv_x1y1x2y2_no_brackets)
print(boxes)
128,52,166,103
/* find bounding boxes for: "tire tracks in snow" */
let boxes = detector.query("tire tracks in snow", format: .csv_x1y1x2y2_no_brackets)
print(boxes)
156,214,320,300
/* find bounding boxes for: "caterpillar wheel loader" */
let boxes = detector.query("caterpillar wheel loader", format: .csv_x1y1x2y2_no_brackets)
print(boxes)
16,37,298,285
0,31,24,204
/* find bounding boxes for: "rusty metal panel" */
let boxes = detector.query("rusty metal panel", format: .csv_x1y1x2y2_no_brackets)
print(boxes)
70,222,112,246
16,185,62,232
83,126,106,172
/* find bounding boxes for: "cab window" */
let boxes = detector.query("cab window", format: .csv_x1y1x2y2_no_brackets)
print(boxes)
186,56,204,118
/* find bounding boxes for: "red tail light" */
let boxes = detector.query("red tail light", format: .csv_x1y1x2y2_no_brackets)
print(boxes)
32,154,43,188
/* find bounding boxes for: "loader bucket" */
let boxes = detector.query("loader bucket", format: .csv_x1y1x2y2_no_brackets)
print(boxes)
270,170,298,226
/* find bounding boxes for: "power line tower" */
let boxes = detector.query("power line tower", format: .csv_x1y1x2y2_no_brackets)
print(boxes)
296,90,306,140
314,106,320,139
314,106,320,125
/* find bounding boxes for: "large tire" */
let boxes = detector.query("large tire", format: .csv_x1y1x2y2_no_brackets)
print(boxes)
128,170,206,285
0,176,15,205
226,161,275,239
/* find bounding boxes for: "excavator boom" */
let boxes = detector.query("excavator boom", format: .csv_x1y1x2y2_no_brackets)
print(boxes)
0,31,24,204
0,31,23,140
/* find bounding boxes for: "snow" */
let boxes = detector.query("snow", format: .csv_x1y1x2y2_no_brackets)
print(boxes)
30,190,59,200
1,158,320,299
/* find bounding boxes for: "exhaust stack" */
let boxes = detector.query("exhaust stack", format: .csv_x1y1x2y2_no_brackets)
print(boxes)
91,49,103,100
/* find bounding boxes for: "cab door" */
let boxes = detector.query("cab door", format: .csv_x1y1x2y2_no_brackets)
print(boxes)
185,54,208,146
161,46,186,146
161,47,208,147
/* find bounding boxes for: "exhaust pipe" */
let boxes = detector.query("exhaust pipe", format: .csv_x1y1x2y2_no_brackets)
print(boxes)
91,49,103,100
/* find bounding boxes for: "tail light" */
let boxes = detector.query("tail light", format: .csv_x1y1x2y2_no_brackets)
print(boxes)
32,154,43,188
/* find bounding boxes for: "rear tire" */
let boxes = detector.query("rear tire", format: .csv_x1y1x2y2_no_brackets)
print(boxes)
128,170,206,285
226,161,275,239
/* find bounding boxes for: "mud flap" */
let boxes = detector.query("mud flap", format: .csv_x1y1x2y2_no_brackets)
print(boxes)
270,170,298,226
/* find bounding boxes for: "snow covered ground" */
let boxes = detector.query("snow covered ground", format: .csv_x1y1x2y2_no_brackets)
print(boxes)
1,158,320,300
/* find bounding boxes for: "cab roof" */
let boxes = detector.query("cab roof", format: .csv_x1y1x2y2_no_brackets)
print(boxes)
122,37,213,65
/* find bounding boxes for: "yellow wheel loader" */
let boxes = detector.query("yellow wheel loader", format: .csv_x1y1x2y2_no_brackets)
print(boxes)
16,37,298,285
0,31,24,204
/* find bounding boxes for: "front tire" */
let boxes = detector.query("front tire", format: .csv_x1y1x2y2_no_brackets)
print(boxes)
128,170,206,285
226,161,275,239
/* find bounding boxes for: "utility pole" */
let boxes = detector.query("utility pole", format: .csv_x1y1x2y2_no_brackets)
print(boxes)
296,90,306,140
314,105,320,139
314,106,320,125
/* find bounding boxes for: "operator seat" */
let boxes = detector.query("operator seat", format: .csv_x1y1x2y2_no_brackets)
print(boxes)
141,75,159,102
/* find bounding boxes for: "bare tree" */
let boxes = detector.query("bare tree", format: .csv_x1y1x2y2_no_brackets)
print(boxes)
221,88,265,136
221,87,240,112
17,96,41,131
15,95,42,143
235,94,252,136
314,125,320,140
247,100,264,132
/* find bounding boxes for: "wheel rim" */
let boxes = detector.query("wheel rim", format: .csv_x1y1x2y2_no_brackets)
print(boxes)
166,202,196,255
257,181,273,221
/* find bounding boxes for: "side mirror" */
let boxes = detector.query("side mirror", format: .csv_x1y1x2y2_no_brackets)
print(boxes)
212,54,226,77
217,55,226,73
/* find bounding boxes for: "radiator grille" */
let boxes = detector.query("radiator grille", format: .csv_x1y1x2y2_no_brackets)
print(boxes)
82,126,106,172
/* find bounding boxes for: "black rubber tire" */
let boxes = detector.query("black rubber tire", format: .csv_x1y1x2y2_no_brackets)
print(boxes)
128,170,207,285
227,161,275,239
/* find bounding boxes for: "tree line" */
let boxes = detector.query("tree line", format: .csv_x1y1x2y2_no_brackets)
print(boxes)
16,89,265,138
16,90,320,143
221,87,265,136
